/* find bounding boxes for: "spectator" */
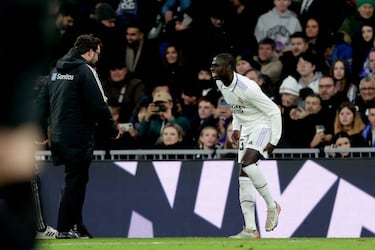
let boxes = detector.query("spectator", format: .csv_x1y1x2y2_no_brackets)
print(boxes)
138,91,191,147
220,121,238,160
158,0,195,60
198,125,221,151
279,31,309,80
287,93,332,149
116,0,160,33
194,95,218,142
360,48,375,79
278,75,300,110
226,0,259,56
161,0,193,32
223,121,237,150
338,0,375,44
351,21,375,81
361,99,375,147
96,100,140,151
46,2,81,73
326,31,353,73
235,52,260,75
329,59,358,103
128,98,152,146
253,38,283,85
180,87,201,146
192,1,236,65
194,62,217,96
325,131,353,157
254,0,302,53
154,123,187,148
354,76,375,123
333,101,367,146
89,2,125,79
244,68,275,100
130,98,151,129
277,76,300,148
101,60,145,123
214,95,233,146
124,20,163,91
303,17,329,56
159,43,194,99
318,75,349,133
298,0,345,35
296,51,323,93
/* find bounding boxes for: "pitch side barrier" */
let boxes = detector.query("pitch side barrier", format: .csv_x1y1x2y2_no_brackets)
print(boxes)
38,158,375,238
35,148,375,160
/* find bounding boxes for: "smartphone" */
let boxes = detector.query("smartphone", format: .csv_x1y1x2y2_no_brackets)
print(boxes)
315,125,325,133
119,123,133,132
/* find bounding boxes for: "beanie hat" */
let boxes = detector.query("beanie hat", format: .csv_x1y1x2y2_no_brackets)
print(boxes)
279,76,299,96
95,3,116,21
356,0,375,8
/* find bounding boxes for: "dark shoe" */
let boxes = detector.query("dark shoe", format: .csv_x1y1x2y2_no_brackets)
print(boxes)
73,224,93,239
56,229,80,239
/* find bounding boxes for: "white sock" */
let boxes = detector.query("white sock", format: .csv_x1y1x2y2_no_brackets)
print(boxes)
242,162,276,209
239,176,256,231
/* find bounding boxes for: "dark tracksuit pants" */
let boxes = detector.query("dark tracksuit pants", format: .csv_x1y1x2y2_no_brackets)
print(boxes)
57,157,91,232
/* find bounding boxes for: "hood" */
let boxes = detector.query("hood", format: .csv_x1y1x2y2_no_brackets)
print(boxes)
56,48,89,72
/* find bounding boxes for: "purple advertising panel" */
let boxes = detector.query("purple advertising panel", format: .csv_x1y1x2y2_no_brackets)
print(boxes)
39,159,375,238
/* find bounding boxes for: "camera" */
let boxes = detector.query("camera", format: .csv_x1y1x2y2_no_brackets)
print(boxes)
153,103,167,112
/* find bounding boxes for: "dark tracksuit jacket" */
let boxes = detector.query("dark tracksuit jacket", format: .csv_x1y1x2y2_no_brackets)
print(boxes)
35,48,118,166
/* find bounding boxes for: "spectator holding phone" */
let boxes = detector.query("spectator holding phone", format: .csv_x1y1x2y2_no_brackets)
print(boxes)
287,93,332,148
325,131,353,158
138,91,191,147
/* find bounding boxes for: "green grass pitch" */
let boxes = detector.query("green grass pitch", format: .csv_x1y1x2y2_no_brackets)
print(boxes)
36,237,375,250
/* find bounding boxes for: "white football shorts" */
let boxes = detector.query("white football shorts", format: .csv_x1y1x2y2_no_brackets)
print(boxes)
238,127,271,163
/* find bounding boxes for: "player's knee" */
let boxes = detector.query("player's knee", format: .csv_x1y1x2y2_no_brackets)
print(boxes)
240,160,258,169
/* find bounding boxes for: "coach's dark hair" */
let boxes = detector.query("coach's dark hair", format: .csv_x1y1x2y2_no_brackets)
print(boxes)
74,34,103,55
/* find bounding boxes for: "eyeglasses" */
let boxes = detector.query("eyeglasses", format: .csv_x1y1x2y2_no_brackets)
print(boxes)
360,87,375,91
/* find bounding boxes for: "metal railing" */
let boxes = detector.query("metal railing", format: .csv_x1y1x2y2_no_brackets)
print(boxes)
34,148,375,161
108,148,322,160
109,149,216,160
323,147,375,158
35,150,106,161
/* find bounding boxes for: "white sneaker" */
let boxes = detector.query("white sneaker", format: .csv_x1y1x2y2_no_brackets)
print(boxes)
229,228,260,239
35,225,57,239
265,201,281,232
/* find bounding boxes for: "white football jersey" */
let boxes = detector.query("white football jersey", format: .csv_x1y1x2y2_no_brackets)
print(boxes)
216,72,282,146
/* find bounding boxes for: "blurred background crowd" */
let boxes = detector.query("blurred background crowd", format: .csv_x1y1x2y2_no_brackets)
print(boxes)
36,0,375,154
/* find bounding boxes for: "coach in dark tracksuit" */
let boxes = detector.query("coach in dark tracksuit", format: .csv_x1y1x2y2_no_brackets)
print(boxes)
35,34,121,239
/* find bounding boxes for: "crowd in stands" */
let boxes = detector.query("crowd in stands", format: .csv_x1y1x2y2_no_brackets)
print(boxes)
37,0,375,154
